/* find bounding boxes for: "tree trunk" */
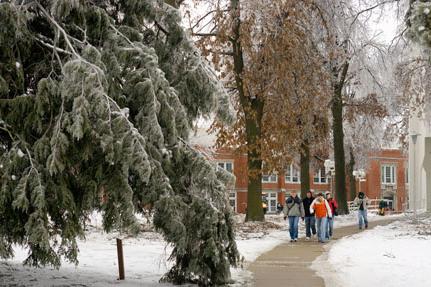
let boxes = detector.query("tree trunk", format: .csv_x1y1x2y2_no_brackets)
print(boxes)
230,0,264,221
300,141,310,199
332,61,349,214
244,100,264,221
348,147,356,202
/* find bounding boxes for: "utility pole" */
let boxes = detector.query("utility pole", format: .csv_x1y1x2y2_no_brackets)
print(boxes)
325,159,335,197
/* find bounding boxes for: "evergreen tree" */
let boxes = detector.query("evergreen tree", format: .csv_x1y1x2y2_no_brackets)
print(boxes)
0,0,238,285
407,0,431,49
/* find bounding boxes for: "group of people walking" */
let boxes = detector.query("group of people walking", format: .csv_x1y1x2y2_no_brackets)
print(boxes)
283,191,337,243
283,190,368,243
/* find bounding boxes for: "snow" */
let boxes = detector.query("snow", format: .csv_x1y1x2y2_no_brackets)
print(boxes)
1,213,288,286
332,211,402,229
312,216,431,287
2,213,174,287
0,212,403,286
189,127,216,148
4,240,172,287
120,107,130,118
189,117,216,148
231,213,389,259
231,213,404,283
17,148,25,158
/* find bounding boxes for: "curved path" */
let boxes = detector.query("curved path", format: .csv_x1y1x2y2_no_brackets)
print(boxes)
248,219,397,287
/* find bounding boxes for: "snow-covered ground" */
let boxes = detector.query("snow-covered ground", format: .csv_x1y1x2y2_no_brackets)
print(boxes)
0,212,401,286
1,213,175,287
333,210,400,228
1,213,288,286
312,215,430,287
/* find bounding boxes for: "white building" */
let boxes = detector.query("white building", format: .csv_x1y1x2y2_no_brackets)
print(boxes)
409,101,431,213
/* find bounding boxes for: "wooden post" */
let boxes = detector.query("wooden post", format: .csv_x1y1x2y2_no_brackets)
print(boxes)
116,238,125,280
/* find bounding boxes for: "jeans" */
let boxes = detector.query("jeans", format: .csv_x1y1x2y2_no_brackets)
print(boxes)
305,216,316,238
358,209,368,229
326,217,334,239
316,217,328,242
288,216,300,240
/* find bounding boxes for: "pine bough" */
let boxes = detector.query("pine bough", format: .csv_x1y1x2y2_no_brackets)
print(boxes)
0,0,238,285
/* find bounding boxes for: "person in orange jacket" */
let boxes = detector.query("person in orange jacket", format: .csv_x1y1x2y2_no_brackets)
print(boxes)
310,193,332,243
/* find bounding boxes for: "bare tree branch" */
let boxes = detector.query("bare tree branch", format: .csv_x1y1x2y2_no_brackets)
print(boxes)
192,32,219,37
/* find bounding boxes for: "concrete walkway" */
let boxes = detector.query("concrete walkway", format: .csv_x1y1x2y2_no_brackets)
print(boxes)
248,219,396,287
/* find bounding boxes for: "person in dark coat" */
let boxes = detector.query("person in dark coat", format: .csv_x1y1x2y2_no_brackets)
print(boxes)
325,192,338,239
378,200,387,216
302,191,316,240
354,192,369,229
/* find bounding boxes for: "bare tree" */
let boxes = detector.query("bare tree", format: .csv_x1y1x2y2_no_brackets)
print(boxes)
188,0,332,221
315,0,395,213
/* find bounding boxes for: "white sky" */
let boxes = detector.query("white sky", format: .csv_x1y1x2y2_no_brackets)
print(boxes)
364,1,406,45
182,1,405,46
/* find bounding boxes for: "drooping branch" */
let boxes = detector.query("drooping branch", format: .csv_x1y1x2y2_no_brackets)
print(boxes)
35,37,73,56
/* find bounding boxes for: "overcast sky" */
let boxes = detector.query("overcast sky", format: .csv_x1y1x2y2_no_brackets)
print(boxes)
366,1,406,45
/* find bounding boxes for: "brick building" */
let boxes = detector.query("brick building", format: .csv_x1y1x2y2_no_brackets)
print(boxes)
207,147,408,213
359,149,408,212
212,148,330,214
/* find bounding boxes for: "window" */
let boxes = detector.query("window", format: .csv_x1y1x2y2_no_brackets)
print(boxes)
229,191,236,212
285,164,300,183
313,168,327,184
262,174,278,183
217,161,233,173
267,192,278,213
381,165,396,185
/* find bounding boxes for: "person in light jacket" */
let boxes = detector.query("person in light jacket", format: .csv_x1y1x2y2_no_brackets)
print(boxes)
354,192,369,230
283,191,305,242
310,193,332,243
